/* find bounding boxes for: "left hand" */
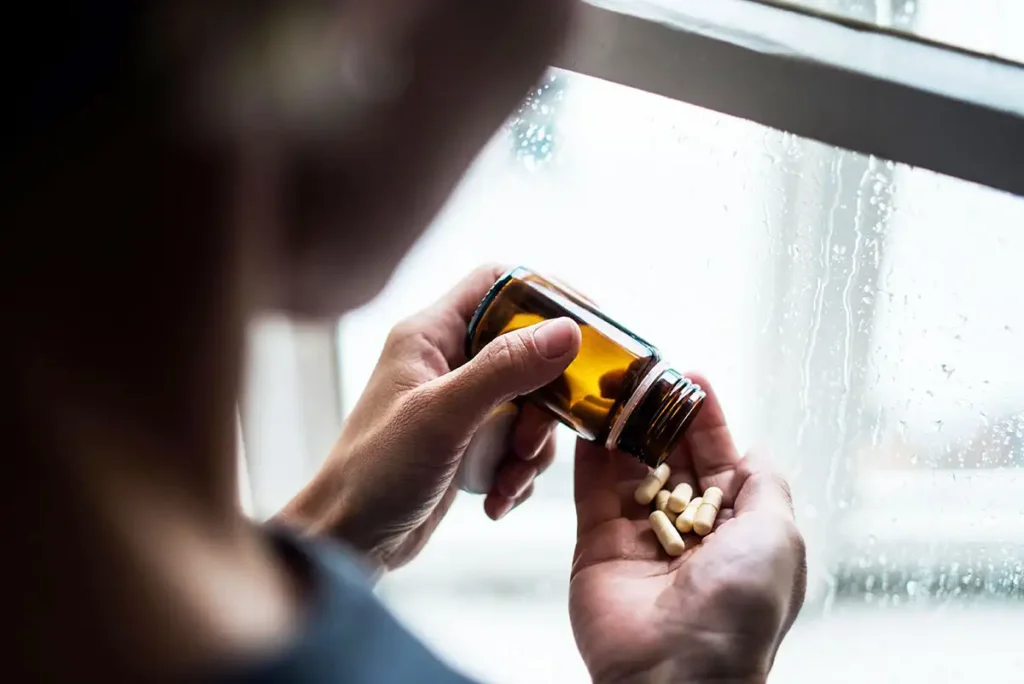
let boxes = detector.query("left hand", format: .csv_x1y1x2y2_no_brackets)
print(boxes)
569,377,806,683
278,264,581,571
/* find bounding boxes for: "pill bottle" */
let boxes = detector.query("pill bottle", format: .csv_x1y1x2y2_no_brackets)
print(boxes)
461,267,704,489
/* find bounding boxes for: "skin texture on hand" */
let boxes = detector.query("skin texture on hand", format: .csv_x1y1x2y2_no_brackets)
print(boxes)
570,376,807,684
278,265,582,571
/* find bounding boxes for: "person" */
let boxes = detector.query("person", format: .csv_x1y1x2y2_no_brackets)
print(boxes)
7,1,806,682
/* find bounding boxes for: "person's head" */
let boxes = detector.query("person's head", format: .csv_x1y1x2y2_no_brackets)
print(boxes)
9,1,572,455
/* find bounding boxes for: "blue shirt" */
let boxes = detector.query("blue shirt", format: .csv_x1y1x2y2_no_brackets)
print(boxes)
212,528,476,684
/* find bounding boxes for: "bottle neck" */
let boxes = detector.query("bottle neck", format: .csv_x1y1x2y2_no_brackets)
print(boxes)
610,366,705,468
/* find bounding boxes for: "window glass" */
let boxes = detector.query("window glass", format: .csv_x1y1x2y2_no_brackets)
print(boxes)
338,70,1024,683
774,0,1024,63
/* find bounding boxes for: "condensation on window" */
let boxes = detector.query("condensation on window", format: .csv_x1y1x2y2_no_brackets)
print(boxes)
778,0,1024,64
338,68,1024,683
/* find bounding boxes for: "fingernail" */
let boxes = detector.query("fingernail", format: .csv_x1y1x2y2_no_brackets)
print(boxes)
533,318,578,360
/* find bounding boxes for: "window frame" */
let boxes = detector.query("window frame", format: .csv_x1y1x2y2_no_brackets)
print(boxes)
240,317,343,518
555,0,1024,198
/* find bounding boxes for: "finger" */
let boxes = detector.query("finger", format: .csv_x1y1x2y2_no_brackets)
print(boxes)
492,429,556,498
386,264,510,369
512,402,557,461
507,482,536,515
438,263,513,328
493,456,538,500
680,371,742,495
483,491,513,521
732,453,796,521
574,439,633,535
729,452,806,643
424,318,581,434
423,264,513,365
484,480,535,521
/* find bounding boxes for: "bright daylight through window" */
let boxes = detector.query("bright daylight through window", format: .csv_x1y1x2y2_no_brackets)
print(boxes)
337,61,1024,681
240,0,1024,682
776,0,1024,63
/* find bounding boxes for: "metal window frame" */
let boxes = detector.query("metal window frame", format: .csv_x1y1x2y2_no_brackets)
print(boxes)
240,317,343,518
556,0,1024,197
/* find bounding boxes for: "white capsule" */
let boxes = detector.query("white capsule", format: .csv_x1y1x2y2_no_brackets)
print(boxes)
653,489,678,524
634,463,671,505
693,486,724,536
650,510,685,557
676,496,703,534
667,482,694,513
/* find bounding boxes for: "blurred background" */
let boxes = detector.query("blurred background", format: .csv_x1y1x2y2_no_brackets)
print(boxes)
242,0,1024,681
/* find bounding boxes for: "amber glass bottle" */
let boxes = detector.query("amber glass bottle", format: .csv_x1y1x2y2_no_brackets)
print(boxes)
466,267,705,468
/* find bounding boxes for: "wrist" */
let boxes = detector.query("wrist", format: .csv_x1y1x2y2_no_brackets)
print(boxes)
275,453,359,544
590,639,770,684
595,668,766,684
276,473,388,573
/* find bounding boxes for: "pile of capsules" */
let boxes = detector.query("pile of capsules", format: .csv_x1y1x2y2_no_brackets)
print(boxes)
633,463,723,557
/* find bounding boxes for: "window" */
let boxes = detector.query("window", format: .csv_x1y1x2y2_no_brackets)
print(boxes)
778,0,1024,63
239,0,1024,681
335,65,1024,682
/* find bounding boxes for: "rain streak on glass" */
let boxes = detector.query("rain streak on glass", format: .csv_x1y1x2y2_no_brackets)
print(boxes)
339,64,1024,684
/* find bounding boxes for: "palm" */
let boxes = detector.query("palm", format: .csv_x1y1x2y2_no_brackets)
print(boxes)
570,436,742,679
568,377,806,682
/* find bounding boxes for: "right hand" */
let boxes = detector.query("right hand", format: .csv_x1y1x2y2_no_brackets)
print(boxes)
279,265,580,572
570,376,806,683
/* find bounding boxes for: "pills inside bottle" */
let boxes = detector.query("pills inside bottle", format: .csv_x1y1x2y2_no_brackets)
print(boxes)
465,267,705,468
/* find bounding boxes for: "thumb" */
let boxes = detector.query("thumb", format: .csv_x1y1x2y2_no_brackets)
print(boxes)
733,453,796,520
427,317,581,429
730,452,807,643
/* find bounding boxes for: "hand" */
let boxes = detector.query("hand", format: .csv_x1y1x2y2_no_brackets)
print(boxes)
570,376,806,684
278,265,581,571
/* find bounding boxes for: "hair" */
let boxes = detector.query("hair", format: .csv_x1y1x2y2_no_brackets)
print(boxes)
7,3,241,466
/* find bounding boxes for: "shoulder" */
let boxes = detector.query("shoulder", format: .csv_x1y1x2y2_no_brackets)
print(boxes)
212,527,476,684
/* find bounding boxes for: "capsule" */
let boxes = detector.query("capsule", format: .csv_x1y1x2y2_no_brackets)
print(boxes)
634,463,671,505
667,483,693,513
693,486,724,536
676,496,702,533
653,489,678,524
649,510,685,556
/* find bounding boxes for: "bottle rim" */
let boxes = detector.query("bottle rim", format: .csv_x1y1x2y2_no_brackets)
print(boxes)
608,365,706,465
605,360,670,451
464,266,525,359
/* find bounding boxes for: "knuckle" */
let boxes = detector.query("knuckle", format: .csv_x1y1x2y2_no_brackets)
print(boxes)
515,482,536,505
773,473,795,511
386,316,422,348
474,262,507,280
